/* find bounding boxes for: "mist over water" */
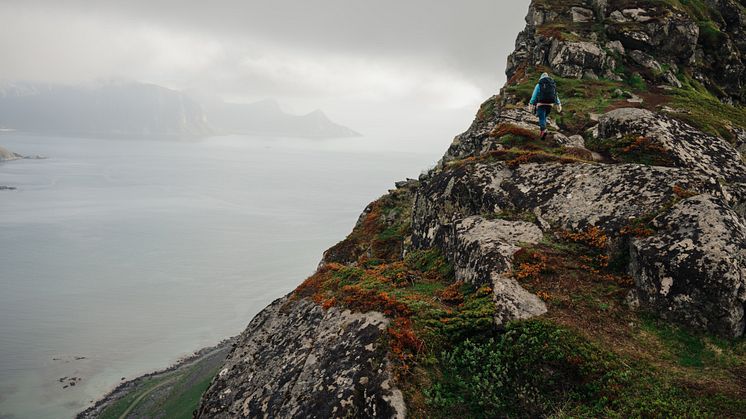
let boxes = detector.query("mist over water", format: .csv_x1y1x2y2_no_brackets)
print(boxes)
0,134,441,418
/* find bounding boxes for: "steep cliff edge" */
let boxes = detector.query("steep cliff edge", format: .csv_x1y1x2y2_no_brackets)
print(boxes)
198,1,746,417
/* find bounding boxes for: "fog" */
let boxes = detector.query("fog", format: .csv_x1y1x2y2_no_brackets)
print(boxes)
0,0,530,146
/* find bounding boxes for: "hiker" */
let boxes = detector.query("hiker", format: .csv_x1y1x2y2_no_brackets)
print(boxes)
528,73,562,140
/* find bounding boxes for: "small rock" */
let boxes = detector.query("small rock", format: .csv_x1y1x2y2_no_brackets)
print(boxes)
663,71,682,88
622,8,653,22
609,10,627,23
629,50,662,73
571,7,594,23
606,40,625,55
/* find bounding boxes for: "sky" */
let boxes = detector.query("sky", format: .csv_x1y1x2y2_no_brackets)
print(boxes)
0,0,531,148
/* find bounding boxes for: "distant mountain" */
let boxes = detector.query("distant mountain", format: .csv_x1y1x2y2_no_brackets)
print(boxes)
205,98,360,139
0,81,359,139
0,81,211,138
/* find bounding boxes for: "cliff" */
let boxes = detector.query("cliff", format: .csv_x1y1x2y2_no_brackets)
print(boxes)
197,0,746,417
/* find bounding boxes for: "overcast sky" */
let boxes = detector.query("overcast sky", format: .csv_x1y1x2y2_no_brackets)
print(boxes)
0,0,530,149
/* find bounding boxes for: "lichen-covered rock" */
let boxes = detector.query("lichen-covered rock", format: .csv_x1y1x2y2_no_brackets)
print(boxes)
549,41,614,79
196,297,405,419
503,162,719,232
506,0,745,104
492,274,548,327
629,195,746,338
413,161,718,242
597,108,746,184
451,216,544,286
451,216,547,326
606,13,699,63
413,163,513,249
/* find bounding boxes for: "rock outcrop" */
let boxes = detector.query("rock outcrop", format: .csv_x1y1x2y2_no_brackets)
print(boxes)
507,0,746,104
196,297,405,419
630,194,746,338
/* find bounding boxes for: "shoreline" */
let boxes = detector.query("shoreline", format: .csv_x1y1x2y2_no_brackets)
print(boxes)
76,337,235,419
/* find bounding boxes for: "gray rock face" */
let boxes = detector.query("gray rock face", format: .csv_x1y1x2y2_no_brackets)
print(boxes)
549,41,613,79
598,108,746,184
414,161,719,243
630,195,746,338
628,49,662,73
196,297,405,419
506,1,745,104
504,163,720,232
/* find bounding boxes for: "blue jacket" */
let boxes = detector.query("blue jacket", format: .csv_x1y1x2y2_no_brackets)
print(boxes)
530,75,562,106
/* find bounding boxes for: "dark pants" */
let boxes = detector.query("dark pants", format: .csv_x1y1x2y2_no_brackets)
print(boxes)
537,105,552,131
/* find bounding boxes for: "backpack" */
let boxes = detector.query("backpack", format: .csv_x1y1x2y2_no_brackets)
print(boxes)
537,77,557,103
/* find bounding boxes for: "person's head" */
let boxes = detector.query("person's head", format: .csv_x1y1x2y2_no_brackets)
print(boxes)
540,72,550,80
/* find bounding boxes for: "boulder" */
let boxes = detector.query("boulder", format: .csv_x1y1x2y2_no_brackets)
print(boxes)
413,163,513,249
549,41,613,79
451,216,544,286
598,108,746,184
606,40,626,55
628,49,662,73
493,274,548,327
571,7,595,23
196,297,405,419
621,8,654,23
438,215,548,328
630,195,746,338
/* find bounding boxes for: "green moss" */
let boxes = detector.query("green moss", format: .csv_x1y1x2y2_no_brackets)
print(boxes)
626,73,647,90
668,84,746,142
586,134,673,166
405,249,454,280
424,319,742,418
698,21,727,49
641,316,743,369
484,209,538,224
475,96,497,122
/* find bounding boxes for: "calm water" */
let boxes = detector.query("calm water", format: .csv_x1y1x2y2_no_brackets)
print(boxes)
0,134,440,419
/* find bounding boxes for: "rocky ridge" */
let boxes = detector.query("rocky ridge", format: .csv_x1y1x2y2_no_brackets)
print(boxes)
198,0,746,417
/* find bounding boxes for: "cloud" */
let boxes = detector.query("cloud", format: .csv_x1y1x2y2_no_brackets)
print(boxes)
230,46,482,109
0,0,531,140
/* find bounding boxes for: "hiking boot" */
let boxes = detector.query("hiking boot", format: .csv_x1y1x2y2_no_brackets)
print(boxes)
540,130,547,140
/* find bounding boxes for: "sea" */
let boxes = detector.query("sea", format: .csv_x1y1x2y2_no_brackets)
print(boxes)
0,133,443,419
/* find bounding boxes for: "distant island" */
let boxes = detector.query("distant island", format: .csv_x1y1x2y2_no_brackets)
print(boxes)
0,81,359,139
204,98,360,139
0,144,44,161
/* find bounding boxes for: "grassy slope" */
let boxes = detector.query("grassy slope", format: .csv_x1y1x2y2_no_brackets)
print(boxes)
95,346,228,419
